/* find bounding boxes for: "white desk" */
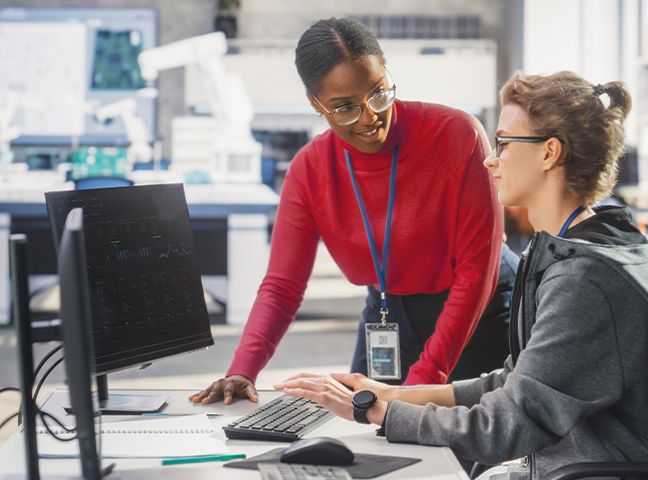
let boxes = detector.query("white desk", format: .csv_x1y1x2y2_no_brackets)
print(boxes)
0,170,279,326
0,389,468,480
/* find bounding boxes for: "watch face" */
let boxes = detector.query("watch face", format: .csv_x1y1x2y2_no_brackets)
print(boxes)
353,390,376,407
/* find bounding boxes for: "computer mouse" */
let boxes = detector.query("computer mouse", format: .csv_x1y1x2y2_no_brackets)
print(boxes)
280,437,355,466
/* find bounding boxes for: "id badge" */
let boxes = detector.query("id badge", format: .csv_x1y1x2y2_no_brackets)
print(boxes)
365,323,401,380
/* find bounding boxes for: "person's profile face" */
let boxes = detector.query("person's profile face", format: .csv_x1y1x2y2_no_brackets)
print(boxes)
484,104,546,207
309,55,393,154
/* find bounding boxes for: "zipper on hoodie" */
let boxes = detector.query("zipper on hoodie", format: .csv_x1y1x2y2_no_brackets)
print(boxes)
509,234,537,365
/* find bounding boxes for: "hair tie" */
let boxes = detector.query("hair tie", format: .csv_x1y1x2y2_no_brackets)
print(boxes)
593,84,605,96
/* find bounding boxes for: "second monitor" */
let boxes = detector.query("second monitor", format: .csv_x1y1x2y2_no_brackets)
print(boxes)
45,183,214,413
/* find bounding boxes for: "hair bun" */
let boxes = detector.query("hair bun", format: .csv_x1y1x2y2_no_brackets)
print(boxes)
599,81,632,117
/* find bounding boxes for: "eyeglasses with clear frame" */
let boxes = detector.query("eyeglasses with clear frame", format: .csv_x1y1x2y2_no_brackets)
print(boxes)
311,70,396,126
494,135,552,157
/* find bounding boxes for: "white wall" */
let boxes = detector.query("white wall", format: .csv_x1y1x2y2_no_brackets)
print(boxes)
524,0,648,187
523,0,582,76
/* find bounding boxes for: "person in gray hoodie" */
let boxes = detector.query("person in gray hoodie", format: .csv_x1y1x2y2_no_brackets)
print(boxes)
275,71,648,479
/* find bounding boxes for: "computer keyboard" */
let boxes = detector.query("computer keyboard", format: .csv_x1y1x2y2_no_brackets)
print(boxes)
258,463,352,480
223,394,335,442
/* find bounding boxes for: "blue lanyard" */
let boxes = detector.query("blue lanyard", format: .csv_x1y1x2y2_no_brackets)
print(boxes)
345,144,399,325
557,205,586,238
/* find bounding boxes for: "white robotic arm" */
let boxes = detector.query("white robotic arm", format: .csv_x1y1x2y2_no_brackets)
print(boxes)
0,90,45,152
95,99,153,164
138,32,254,138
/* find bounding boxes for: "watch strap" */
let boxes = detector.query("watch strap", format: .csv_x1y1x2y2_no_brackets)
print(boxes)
353,404,370,424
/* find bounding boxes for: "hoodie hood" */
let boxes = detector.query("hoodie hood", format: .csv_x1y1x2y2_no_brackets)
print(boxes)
563,205,647,246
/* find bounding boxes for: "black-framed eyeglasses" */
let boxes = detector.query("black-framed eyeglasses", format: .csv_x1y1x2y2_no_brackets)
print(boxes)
494,136,552,157
311,70,396,126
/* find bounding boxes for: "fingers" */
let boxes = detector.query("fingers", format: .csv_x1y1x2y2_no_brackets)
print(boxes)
202,388,223,405
188,376,258,405
274,377,319,392
189,382,221,403
222,383,234,405
276,376,351,397
278,372,323,384
246,383,259,403
330,372,362,386
282,383,355,422
283,386,317,403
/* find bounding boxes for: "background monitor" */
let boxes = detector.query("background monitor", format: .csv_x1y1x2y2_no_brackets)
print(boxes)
45,184,214,412
0,7,157,146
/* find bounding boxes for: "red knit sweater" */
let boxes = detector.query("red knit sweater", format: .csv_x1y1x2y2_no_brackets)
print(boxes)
227,100,503,385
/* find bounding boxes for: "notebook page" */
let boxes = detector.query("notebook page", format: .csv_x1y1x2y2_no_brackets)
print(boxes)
36,414,228,458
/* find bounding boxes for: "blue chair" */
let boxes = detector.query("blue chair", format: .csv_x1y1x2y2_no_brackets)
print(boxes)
74,176,134,190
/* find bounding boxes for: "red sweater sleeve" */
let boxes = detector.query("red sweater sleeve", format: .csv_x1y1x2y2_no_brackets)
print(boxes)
226,167,320,382
404,122,503,385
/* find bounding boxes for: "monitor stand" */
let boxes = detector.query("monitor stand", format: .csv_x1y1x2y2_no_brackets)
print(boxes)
64,375,169,415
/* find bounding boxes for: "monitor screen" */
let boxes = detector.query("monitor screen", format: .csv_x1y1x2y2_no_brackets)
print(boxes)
0,7,157,145
45,183,214,375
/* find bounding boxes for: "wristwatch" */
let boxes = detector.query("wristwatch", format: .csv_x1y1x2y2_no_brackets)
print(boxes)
352,390,377,424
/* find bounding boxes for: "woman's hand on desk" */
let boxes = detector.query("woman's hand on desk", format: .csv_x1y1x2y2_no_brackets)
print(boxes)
329,373,397,401
189,375,258,405
273,372,387,426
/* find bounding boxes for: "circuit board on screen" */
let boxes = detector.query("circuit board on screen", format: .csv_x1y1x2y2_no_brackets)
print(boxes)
92,30,146,90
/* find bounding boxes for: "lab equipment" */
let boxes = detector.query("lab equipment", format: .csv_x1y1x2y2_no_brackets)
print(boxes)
0,8,157,146
94,99,153,164
138,32,262,183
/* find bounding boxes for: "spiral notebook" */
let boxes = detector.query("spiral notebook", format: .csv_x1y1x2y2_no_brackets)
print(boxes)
36,414,228,459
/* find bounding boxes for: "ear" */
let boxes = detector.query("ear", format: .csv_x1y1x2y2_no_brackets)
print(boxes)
540,137,563,172
307,94,323,117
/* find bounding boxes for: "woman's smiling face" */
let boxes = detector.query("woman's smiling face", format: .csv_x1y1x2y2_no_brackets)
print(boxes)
309,55,393,154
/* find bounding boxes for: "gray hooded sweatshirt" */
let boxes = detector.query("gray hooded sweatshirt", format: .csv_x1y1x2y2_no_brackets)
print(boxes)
384,206,648,479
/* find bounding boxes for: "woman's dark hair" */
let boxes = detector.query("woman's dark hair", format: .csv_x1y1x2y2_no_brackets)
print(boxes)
501,71,632,206
295,17,385,95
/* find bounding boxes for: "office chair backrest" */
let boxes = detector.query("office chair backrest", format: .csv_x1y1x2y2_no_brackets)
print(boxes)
74,176,134,190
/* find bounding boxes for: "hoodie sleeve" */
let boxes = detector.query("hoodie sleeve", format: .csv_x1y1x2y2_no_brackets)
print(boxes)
384,270,624,465
451,355,513,408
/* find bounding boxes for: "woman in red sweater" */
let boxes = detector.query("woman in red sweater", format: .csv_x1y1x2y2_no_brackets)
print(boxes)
190,18,516,405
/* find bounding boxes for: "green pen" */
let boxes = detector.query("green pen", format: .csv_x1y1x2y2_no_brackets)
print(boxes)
162,453,246,465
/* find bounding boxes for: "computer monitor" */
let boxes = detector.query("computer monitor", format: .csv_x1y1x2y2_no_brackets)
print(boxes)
0,7,156,146
45,184,214,413
9,233,40,480
58,207,102,479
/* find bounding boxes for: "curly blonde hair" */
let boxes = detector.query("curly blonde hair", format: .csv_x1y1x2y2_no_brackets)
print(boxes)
500,71,632,206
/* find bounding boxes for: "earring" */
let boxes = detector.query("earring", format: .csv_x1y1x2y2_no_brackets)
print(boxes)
317,112,323,117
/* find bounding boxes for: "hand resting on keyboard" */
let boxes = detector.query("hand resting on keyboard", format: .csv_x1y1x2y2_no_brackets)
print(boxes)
274,372,388,426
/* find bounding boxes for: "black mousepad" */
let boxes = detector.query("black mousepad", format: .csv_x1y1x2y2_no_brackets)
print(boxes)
223,447,421,479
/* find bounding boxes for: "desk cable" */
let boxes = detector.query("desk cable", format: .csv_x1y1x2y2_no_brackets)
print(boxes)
9,343,78,441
